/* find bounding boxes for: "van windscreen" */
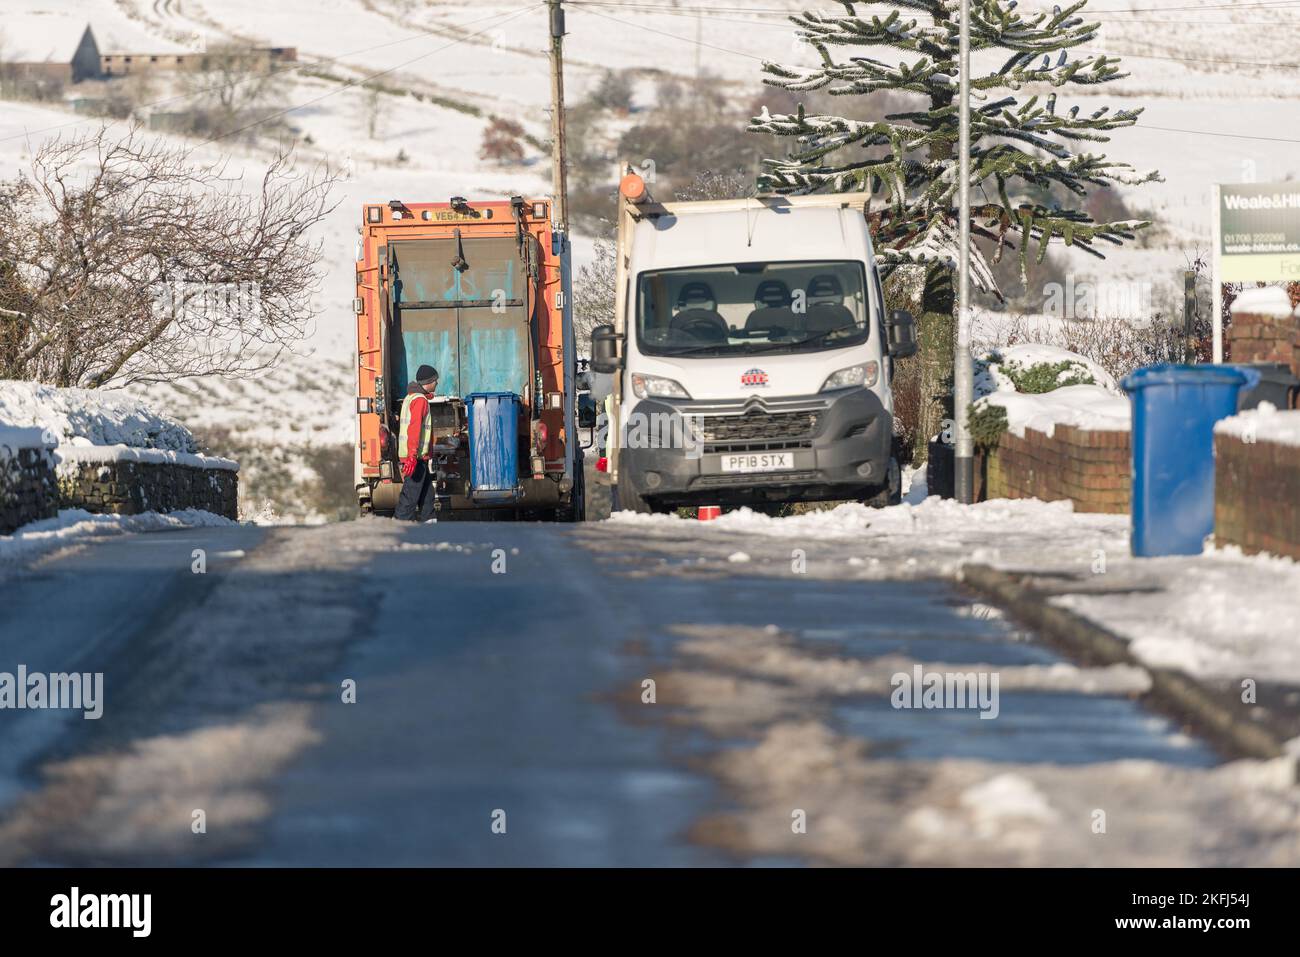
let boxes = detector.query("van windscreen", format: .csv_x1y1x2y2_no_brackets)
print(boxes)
635,260,871,358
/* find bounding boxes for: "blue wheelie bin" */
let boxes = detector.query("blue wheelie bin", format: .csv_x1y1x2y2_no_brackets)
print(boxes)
466,392,522,503
1122,364,1260,557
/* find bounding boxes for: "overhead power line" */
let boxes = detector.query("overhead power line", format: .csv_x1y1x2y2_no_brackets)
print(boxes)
571,6,1300,145
198,4,541,147
576,4,1300,72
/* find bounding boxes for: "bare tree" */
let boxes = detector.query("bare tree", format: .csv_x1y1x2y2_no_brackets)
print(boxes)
672,169,751,202
359,82,387,140
102,71,156,121
0,127,341,388
572,232,616,353
479,117,525,166
182,44,283,140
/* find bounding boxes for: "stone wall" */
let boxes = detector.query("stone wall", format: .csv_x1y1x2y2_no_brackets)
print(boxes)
56,456,239,520
0,439,59,534
1215,431,1300,561
979,425,1131,514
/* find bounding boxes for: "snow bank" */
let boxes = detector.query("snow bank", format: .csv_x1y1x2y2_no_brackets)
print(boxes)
0,508,238,568
1230,286,1296,318
976,343,1120,398
0,381,236,469
0,381,197,451
1057,544,1300,685
1216,403,1300,448
982,384,1131,438
607,495,1103,546
969,344,1129,438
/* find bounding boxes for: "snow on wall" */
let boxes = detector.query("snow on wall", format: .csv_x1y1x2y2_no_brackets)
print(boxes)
1216,403,1300,449
1230,286,1296,319
0,425,54,460
976,343,1120,398
973,344,1129,438
52,445,238,473
982,386,1131,439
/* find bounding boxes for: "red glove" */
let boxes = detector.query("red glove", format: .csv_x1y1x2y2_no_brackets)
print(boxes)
596,456,608,473
400,456,416,478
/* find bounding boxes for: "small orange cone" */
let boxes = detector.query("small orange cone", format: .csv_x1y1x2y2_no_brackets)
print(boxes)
698,505,721,521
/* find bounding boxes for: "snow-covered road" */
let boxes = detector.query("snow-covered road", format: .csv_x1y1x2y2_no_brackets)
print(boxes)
1,514,1299,866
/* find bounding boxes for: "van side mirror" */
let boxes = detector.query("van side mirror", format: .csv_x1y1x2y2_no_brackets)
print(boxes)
886,309,918,358
590,324,624,374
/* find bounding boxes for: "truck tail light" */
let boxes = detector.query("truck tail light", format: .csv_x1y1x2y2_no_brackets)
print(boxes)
378,426,391,453
535,421,549,447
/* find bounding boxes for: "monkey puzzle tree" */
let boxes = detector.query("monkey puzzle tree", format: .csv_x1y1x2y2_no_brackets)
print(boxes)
750,0,1159,458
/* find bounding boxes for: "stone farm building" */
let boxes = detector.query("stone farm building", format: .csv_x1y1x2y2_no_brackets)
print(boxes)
0,14,101,85
1,13,296,83
101,46,297,77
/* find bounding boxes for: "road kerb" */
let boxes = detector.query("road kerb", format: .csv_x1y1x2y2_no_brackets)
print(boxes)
958,563,1292,768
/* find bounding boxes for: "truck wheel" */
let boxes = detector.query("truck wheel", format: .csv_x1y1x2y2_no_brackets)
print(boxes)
616,476,653,514
556,462,587,522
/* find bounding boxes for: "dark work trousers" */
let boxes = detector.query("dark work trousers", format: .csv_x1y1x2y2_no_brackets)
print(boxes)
395,460,437,521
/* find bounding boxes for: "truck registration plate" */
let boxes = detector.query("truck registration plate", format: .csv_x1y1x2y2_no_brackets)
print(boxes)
720,452,794,473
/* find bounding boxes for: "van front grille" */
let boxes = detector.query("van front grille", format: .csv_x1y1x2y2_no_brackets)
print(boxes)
700,409,819,454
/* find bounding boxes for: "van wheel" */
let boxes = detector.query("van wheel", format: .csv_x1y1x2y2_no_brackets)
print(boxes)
616,477,653,514
864,457,901,509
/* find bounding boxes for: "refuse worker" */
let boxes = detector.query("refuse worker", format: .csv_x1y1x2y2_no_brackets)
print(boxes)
395,364,440,521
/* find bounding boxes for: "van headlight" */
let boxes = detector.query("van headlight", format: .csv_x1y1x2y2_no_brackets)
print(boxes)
631,373,691,399
821,361,878,392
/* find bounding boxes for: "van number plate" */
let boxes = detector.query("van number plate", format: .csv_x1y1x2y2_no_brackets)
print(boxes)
720,452,793,473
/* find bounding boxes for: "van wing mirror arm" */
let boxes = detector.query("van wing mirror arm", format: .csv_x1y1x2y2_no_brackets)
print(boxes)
886,309,918,359
590,324,624,374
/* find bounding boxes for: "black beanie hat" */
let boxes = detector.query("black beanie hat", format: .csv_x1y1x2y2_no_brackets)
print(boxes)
415,365,438,385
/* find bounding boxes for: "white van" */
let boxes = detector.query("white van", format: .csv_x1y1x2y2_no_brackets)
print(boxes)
591,179,917,513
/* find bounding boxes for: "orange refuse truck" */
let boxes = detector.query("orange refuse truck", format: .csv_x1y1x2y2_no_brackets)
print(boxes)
352,196,585,519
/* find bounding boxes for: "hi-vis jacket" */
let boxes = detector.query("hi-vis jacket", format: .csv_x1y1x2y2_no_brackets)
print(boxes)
398,385,433,459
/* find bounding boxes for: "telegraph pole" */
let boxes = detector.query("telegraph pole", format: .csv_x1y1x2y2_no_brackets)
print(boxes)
548,0,570,235
953,0,975,503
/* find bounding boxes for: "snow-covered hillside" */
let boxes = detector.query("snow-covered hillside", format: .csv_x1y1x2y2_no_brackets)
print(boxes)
2,0,1297,516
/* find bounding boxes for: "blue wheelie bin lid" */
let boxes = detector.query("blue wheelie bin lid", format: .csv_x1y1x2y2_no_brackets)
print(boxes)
1121,363,1260,392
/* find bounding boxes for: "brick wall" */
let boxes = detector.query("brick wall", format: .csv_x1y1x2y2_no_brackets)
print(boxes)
979,425,1130,514
1215,433,1300,560
1229,307,1300,377
56,458,238,520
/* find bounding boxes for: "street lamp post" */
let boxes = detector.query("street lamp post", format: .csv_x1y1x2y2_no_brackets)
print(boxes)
954,0,975,504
